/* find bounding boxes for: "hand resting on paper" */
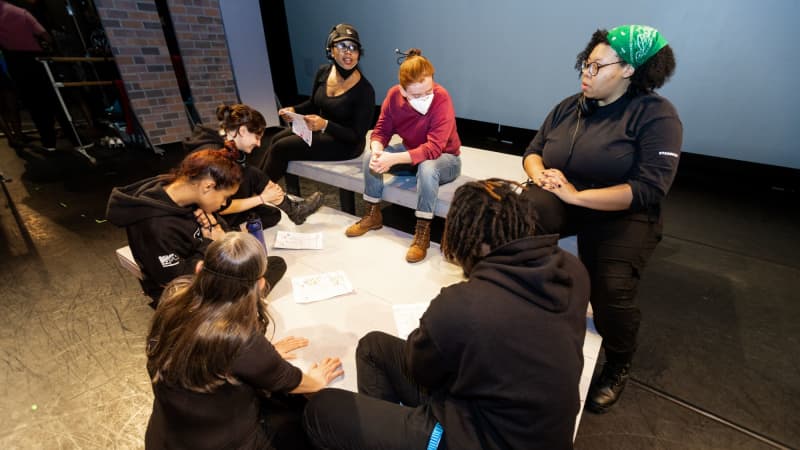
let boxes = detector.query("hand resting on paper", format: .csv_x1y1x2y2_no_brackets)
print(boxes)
274,335,310,360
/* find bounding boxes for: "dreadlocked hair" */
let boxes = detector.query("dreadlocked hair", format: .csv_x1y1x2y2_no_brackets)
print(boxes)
442,179,537,277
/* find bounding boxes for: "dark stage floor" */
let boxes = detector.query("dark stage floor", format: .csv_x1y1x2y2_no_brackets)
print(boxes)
0,137,797,449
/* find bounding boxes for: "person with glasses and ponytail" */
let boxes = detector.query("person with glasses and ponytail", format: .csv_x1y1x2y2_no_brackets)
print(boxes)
144,232,343,450
106,149,286,308
185,103,324,228
522,25,682,413
304,179,589,450
263,23,375,185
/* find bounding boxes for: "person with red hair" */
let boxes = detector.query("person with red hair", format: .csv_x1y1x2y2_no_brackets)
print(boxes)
345,48,461,264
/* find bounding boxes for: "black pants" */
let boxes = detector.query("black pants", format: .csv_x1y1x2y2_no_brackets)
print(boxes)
524,185,663,364
3,51,75,148
303,331,439,450
262,127,363,182
223,204,283,232
260,393,314,450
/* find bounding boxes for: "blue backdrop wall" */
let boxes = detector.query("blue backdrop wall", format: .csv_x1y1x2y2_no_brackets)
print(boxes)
283,0,798,169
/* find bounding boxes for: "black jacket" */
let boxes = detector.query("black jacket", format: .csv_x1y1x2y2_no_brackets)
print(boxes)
406,234,590,450
524,92,682,213
106,177,223,300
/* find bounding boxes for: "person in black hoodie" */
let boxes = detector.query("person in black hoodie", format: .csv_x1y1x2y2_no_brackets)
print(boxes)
185,104,324,229
303,179,590,450
106,149,286,307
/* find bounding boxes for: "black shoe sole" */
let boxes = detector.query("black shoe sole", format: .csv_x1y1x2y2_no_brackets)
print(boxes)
585,400,613,414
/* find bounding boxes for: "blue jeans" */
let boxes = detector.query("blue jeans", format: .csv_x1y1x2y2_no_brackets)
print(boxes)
363,143,461,219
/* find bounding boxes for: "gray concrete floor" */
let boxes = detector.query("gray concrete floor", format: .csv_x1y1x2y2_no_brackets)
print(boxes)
1,139,797,449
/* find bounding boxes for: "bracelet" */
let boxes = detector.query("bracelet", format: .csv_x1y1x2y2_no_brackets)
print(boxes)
258,193,266,205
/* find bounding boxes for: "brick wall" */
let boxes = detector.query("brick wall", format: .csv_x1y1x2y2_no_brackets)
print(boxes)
95,0,191,145
167,0,238,125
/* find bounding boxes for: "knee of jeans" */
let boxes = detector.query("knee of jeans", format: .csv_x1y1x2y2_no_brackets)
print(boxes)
416,160,438,179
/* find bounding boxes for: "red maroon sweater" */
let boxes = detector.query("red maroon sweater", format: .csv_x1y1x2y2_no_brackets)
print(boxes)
370,83,461,165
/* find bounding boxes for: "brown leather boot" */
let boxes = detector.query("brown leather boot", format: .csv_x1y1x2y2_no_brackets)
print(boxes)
345,202,383,237
406,219,431,263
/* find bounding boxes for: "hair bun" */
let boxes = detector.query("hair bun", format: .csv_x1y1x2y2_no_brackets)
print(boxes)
406,48,422,57
215,104,231,121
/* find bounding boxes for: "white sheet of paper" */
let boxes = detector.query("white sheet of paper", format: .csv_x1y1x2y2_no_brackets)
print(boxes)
274,231,323,250
392,303,430,339
292,271,353,304
286,111,312,146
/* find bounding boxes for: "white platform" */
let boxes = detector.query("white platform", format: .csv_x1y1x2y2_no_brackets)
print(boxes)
286,133,528,218
115,206,600,436
261,207,601,437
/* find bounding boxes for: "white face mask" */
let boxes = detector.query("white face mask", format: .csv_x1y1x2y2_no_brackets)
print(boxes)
408,93,434,115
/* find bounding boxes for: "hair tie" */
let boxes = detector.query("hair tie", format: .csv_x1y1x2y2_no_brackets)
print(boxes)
202,265,261,282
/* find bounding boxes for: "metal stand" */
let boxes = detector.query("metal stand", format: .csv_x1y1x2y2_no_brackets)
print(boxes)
38,58,110,164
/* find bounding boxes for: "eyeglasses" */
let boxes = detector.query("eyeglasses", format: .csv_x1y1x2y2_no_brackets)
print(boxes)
581,60,624,77
334,41,359,53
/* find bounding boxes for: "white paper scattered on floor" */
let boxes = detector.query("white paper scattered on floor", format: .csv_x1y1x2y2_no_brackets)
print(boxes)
274,231,323,250
392,303,430,339
292,271,353,304
286,111,312,146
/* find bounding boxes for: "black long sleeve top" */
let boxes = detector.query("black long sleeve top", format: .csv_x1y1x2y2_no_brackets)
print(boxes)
523,92,682,212
293,64,375,148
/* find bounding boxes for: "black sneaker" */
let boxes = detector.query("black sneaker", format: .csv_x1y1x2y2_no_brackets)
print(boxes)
285,191,324,225
586,361,631,414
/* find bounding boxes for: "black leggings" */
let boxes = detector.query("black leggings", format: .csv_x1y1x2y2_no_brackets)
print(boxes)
303,331,439,450
524,185,663,364
222,204,283,232
262,127,363,182
4,51,76,148
260,393,313,450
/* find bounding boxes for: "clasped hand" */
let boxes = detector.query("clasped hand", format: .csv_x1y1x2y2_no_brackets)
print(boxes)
535,168,578,203
194,209,225,240
368,149,396,174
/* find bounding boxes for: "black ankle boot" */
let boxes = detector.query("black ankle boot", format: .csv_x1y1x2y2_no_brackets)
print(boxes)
586,361,631,414
279,191,324,225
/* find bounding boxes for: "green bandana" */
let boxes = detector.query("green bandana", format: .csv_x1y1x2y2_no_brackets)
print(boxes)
607,25,668,69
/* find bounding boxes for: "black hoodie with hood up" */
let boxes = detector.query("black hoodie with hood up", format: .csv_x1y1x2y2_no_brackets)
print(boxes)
106,176,224,300
406,234,590,450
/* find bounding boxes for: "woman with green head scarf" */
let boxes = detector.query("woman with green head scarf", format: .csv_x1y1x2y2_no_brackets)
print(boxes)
522,25,682,414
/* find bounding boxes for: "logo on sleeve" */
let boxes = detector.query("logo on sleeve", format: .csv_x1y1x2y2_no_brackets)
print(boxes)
158,253,180,268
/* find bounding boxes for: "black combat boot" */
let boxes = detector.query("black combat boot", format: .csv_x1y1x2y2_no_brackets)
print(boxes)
278,191,324,225
586,361,631,414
